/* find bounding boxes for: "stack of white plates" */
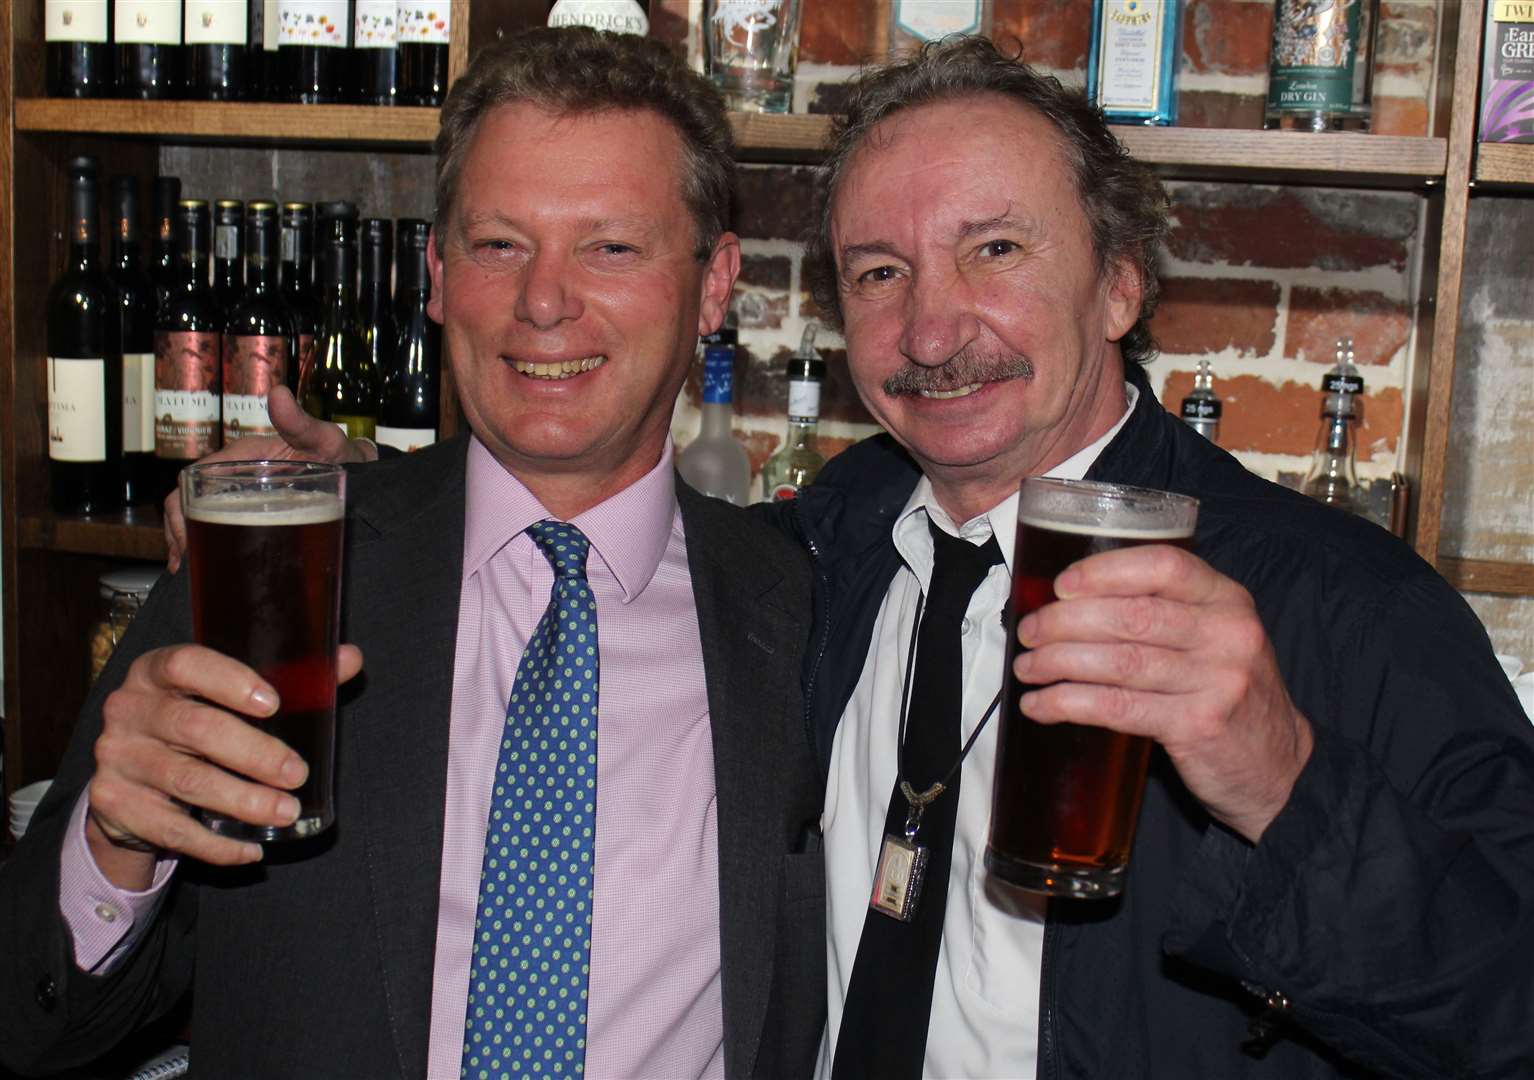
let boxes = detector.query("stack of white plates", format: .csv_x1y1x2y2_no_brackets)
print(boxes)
9,780,53,841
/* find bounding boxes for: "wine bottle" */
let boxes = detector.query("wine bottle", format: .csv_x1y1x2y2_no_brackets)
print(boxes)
358,216,395,415
223,201,295,441
280,201,321,396
396,0,450,106
760,322,826,502
47,156,124,515
277,0,350,103
115,0,183,99
677,343,751,505
46,0,114,99
151,175,182,308
311,215,379,439
213,198,245,317
354,0,397,105
259,0,282,99
154,199,222,497
108,175,161,505
184,0,252,100
378,218,439,451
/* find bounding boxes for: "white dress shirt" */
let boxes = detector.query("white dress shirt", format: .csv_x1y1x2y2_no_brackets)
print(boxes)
818,385,1137,1079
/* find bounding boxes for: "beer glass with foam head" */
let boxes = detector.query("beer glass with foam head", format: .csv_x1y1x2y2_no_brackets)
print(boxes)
987,478,1198,898
181,460,345,842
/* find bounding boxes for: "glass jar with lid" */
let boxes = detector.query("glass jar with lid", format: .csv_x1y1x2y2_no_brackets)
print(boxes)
89,566,162,684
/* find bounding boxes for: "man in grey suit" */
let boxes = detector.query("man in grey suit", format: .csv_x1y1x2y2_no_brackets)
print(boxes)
0,29,824,1079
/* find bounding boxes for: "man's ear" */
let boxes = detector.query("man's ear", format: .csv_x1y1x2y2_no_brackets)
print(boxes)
426,225,446,325
1104,257,1144,344
697,232,742,336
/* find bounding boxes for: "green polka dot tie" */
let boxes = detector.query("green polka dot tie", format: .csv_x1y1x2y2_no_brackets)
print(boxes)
462,521,598,1078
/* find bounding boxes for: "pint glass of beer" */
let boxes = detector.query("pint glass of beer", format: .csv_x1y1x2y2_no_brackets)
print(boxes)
181,461,345,842
986,478,1198,898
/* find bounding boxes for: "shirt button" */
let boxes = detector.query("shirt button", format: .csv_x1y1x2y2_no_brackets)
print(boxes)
960,617,973,634
94,903,120,924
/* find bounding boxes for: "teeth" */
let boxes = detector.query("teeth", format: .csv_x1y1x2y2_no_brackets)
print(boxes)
919,382,983,400
512,356,607,380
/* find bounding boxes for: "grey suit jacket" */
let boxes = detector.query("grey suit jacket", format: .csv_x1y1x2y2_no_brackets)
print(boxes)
0,436,827,1079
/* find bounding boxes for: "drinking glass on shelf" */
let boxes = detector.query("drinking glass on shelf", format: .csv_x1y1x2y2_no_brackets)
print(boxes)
705,0,803,114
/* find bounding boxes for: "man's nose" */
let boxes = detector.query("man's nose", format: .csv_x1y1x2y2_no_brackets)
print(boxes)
898,269,980,367
514,250,583,329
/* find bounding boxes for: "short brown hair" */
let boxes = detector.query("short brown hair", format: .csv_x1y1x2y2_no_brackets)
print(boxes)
805,36,1170,366
434,27,736,262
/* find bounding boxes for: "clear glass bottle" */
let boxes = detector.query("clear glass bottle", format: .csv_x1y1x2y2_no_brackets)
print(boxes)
1179,358,1222,442
1301,339,1364,512
1264,0,1380,132
677,343,751,506
761,322,826,501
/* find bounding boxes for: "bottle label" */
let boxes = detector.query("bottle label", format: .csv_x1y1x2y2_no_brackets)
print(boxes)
295,332,317,396
355,0,396,48
46,0,110,42
155,330,221,459
186,0,250,45
398,2,450,43
277,1,349,46
333,414,378,441
263,0,280,50
216,223,240,261
769,482,800,502
1180,398,1222,420
701,349,734,405
281,225,300,263
116,1,184,44
222,333,288,440
1095,0,1172,113
892,0,981,42
786,378,820,424
47,357,108,463
123,352,156,453
376,425,437,452
1322,371,1365,394
547,0,649,37
1267,0,1365,115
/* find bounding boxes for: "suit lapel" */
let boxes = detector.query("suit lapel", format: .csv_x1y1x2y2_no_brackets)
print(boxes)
679,484,808,1080
343,438,470,1076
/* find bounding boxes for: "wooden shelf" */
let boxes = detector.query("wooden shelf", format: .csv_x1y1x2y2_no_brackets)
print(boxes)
1119,128,1447,187
1438,557,1534,597
19,511,169,562
15,99,444,146
1474,142,1534,187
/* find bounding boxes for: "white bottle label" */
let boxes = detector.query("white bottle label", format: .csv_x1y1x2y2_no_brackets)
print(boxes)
116,1,184,45
263,0,279,51
48,357,108,463
123,353,156,453
547,0,649,37
893,0,981,41
398,2,451,44
786,378,820,423
355,0,396,48
376,425,437,452
1096,0,1169,112
46,0,110,43
277,0,349,46
185,0,249,46
215,223,239,260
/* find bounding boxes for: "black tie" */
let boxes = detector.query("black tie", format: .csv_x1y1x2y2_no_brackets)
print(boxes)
832,519,1004,1079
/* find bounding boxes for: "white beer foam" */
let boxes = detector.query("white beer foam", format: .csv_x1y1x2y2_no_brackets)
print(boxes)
186,488,342,526
1015,516,1193,541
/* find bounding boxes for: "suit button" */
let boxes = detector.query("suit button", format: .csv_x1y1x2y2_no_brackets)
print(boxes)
35,975,57,1012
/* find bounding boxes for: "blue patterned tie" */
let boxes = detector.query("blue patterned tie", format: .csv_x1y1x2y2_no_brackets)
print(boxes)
462,521,599,1078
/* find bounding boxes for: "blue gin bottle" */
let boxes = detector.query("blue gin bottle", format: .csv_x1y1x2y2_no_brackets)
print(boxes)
1087,0,1183,126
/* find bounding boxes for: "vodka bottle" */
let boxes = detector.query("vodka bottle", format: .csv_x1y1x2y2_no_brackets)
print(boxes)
677,343,751,505
1179,358,1222,442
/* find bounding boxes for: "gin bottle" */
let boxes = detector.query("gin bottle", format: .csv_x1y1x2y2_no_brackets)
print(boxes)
761,322,826,501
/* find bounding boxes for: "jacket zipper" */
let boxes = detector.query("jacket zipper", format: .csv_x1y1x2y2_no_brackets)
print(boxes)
800,530,833,769
1040,906,1060,1080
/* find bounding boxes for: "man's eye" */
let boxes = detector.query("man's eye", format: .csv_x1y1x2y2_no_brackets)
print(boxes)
475,239,514,253
981,239,1018,257
858,265,897,284
598,243,636,256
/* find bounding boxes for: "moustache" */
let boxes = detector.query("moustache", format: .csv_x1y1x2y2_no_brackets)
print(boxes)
882,351,1034,397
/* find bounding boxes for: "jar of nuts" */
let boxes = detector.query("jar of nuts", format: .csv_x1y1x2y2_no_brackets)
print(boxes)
89,567,162,684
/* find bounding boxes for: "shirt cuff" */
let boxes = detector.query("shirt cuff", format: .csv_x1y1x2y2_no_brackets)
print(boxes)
58,791,178,973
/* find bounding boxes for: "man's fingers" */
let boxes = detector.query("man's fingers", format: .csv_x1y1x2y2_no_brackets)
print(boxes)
268,387,371,463
134,645,279,717
88,784,265,867
337,644,364,684
1054,542,1232,606
1017,680,1166,739
1015,640,1185,696
1018,594,1199,651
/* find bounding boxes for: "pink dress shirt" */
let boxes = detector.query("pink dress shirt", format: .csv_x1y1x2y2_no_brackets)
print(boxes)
62,437,725,1079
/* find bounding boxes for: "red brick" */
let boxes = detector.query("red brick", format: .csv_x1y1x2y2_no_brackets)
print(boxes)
735,165,819,242
1175,90,1265,130
1376,1,1437,80
648,0,691,50
1151,277,1281,356
1166,185,1416,272
1182,0,1274,77
734,342,876,427
1372,95,1428,137
1160,372,1402,457
992,0,1090,73
800,0,881,65
738,254,792,291
1284,285,1411,366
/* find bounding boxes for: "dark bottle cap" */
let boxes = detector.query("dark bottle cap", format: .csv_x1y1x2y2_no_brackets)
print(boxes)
110,175,141,243
68,155,99,178
176,199,211,257
317,200,359,224
214,199,244,226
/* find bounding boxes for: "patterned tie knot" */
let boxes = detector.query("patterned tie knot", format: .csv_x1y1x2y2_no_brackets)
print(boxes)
529,520,590,580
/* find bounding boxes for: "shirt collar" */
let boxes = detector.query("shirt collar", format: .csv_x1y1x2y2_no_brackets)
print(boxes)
462,436,678,604
892,381,1139,580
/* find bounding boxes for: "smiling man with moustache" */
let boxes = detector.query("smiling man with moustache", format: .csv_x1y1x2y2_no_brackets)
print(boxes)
781,35,1534,1080
0,29,824,1079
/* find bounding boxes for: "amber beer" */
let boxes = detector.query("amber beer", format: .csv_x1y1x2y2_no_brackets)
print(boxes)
987,478,1198,898
182,462,345,842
